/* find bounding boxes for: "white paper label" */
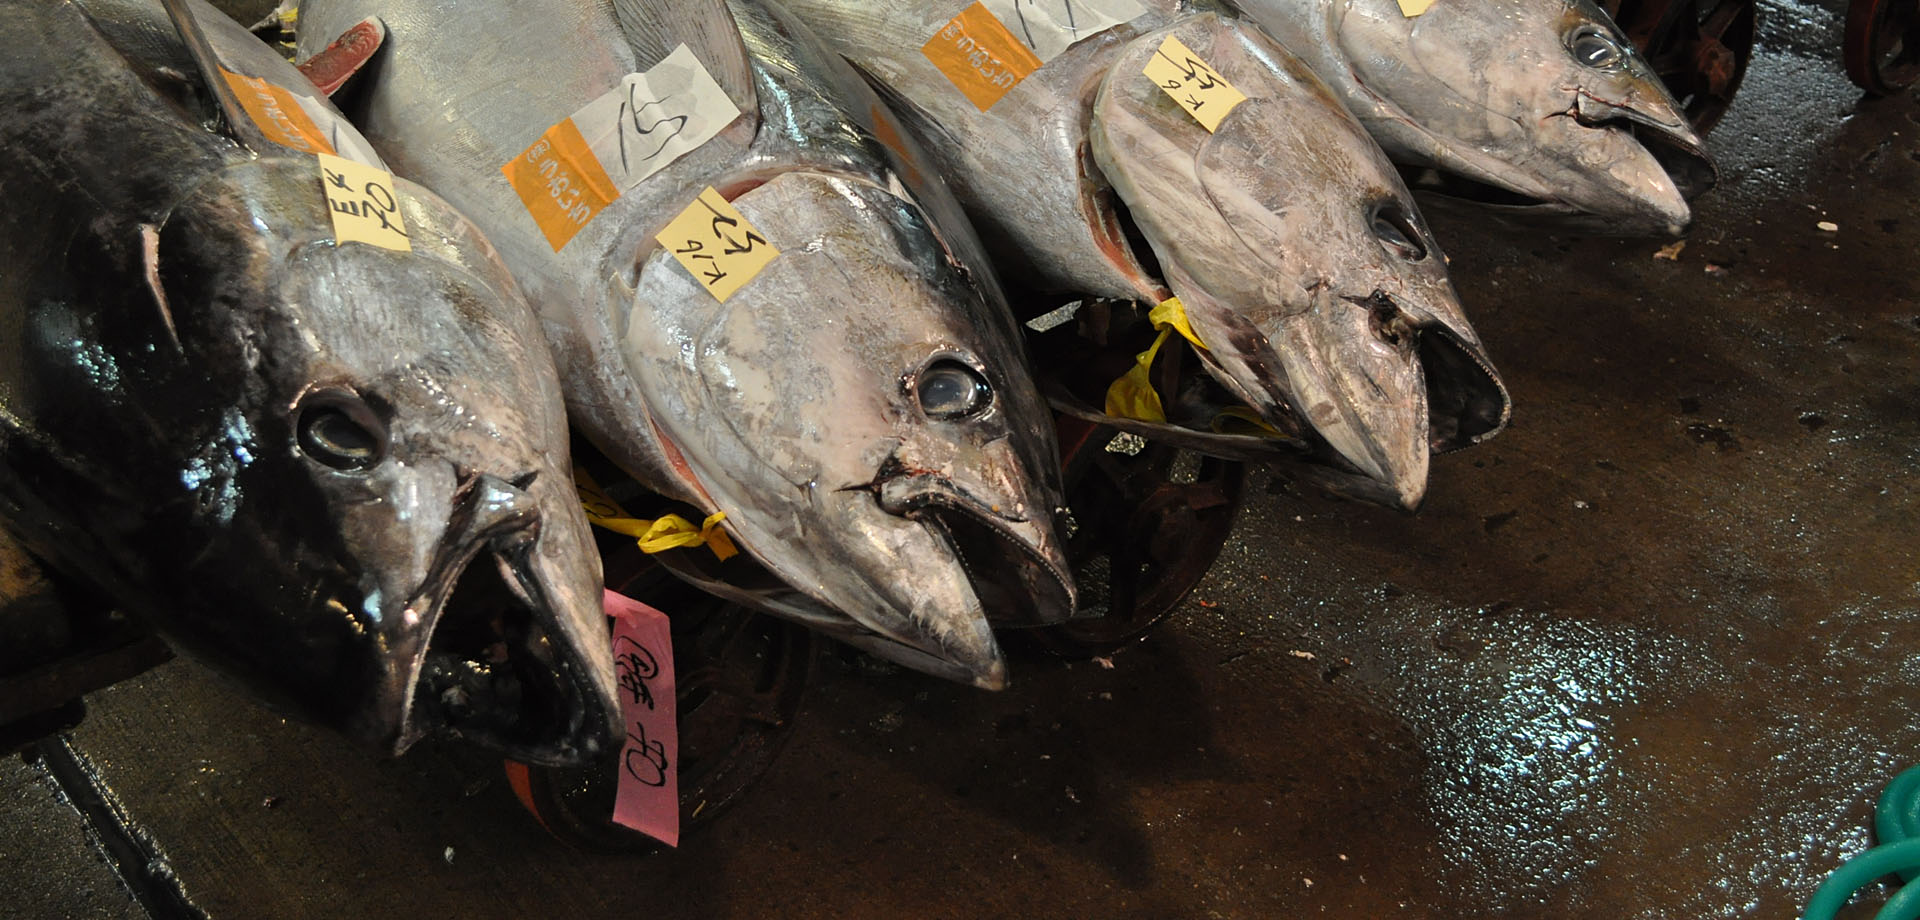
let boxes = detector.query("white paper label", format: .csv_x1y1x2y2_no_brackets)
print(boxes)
569,43,743,190
980,0,1149,61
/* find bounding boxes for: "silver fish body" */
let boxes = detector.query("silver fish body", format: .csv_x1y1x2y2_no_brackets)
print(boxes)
1237,0,1716,235
296,0,1075,687
1,0,617,764
779,0,1507,508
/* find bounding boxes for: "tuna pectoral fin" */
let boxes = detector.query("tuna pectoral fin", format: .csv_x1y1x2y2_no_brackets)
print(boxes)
157,0,277,153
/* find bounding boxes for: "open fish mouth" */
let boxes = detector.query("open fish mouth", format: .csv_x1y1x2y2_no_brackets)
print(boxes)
396,474,612,767
872,467,1078,630
1415,323,1510,454
1190,291,1509,510
651,548,1015,689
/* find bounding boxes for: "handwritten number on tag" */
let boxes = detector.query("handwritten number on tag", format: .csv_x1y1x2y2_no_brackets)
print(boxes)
318,153,411,252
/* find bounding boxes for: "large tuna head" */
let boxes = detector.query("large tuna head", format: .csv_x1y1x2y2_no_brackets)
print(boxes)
1091,15,1508,509
141,158,617,765
619,173,1074,688
1327,0,1715,235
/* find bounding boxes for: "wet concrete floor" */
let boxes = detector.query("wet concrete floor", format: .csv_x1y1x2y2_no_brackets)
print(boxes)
9,0,1920,917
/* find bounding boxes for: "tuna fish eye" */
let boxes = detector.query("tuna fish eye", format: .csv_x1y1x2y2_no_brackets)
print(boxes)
1568,28,1626,70
295,392,388,472
1369,205,1428,262
916,361,992,420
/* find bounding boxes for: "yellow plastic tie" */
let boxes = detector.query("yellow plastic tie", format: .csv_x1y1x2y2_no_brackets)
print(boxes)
1105,296,1205,423
573,466,739,561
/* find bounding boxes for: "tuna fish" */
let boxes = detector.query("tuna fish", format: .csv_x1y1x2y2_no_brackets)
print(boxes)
1238,0,1717,235
0,0,618,763
778,0,1508,509
295,0,1076,687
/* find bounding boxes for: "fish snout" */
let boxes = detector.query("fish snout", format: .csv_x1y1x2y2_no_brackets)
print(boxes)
872,463,1077,629
1564,90,1717,234
385,469,617,766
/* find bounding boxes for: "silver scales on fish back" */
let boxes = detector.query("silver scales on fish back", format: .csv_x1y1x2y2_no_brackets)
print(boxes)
295,0,1079,688
0,0,620,765
777,0,1510,509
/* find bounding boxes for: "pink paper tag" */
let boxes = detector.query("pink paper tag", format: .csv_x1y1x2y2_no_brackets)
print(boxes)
605,589,678,846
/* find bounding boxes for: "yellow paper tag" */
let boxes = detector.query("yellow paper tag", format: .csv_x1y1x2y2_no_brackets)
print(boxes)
1396,0,1438,16
922,2,1044,111
655,187,778,302
317,153,410,252
1142,36,1246,132
222,69,335,155
502,118,622,252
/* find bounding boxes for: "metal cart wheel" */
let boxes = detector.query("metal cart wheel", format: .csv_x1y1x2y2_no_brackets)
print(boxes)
1603,0,1756,132
1018,415,1246,658
1845,0,1920,94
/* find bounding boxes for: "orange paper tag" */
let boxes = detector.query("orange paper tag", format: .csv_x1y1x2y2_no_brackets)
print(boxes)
1396,0,1438,15
922,2,1044,111
1142,35,1246,132
501,118,621,252
221,68,335,155
655,187,779,302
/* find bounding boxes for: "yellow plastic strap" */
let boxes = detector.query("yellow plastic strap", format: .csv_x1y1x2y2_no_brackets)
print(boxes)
1104,296,1204,423
592,512,739,561
573,466,739,561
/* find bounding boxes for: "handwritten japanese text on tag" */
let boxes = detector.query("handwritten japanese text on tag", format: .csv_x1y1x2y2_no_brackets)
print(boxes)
606,590,679,847
981,0,1147,60
655,187,778,302
1142,35,1246,132
502,44,740,251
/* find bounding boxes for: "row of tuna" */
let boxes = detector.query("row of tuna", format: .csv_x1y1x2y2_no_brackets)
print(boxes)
0,0,1714,765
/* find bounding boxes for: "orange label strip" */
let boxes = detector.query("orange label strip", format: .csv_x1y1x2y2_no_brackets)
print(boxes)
501,118,622,252
921,2,1043,112
220,69,335,155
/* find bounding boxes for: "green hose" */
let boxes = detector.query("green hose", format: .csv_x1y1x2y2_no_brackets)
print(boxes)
1805,766,1920,920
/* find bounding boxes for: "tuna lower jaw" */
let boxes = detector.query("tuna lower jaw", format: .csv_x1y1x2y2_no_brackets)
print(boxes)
1402,119,1711,235
654,546,1011,690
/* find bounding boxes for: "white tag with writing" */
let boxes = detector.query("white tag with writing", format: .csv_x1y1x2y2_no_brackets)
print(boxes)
569,43,742,190
980,0,1148,60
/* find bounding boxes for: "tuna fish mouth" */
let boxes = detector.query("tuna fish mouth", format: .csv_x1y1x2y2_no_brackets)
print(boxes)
648,550,1010,689
398,477,610,767
1419,325,1510,453
868,462,1077,629
405,541,598,766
